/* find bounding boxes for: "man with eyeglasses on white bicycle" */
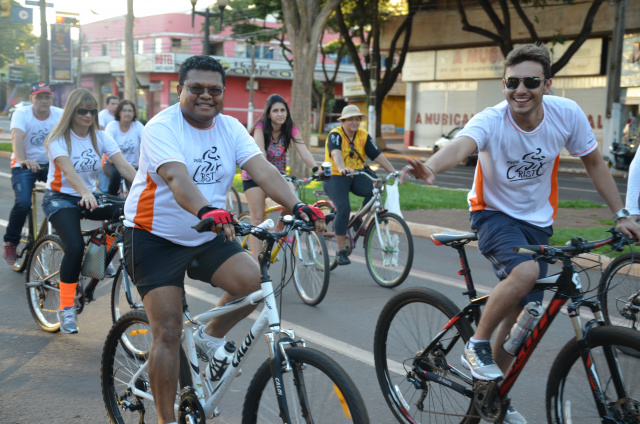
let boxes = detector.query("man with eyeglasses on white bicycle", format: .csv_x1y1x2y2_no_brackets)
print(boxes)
122,55,325,424
401,43,640,424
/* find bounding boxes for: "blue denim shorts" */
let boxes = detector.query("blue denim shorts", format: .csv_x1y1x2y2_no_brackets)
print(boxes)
42,190,83,219
470,210,553,306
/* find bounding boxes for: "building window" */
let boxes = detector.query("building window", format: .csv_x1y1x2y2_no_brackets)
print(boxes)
171,38,181,49
120,41,126,57
155,38,162,53
137,40,144,54
102,43,109,56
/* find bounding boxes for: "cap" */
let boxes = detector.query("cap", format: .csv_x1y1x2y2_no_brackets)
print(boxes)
31,81,53,95
337,104,366,121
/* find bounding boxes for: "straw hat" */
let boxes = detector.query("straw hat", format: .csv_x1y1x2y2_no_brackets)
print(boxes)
337,104,366,121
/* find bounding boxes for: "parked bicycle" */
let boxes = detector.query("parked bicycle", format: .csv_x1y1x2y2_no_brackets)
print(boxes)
374,228,640,423
101,214,369,424
24,194,142,332
315,170,414,288
237,174,330,306
11,184,53,273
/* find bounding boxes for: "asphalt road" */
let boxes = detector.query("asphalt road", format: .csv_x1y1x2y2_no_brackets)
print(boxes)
0,151,623,423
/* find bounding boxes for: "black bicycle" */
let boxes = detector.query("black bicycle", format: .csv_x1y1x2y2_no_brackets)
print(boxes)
374,228,640,423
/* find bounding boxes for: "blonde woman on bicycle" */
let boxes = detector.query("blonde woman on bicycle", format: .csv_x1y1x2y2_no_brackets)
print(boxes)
241,94,321,259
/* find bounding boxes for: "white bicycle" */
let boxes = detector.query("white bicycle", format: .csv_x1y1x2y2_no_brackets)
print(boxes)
101,215,370,423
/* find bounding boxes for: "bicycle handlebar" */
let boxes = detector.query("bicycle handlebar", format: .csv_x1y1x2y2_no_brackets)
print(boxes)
352,169,399,183
514,228,633,258
193,213,335,237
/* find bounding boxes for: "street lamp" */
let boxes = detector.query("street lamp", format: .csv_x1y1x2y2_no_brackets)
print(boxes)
190,0,228,56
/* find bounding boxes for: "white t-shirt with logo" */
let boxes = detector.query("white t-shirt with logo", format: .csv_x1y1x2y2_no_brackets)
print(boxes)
105,120,144,166
9,105,64,167
458,95,597,228
46,130,121,195
124,104,261,247
98,109,115,129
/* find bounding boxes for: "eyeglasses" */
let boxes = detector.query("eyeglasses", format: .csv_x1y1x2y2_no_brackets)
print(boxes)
35,94,53,101
504,77,549,90
185,85,225,97
76,108,98,116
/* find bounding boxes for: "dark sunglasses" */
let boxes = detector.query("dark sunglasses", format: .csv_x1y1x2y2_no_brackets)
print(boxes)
186,85,224,97
76,108,98,116
504,77,548,90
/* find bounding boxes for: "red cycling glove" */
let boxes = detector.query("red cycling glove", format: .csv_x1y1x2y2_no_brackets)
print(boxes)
200,208,234,225
292,203,325,221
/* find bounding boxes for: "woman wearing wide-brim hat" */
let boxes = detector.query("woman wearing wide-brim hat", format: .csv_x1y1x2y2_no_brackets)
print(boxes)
323,104,397,266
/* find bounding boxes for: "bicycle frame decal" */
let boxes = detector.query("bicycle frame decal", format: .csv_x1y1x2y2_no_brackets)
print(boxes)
232,329,257,367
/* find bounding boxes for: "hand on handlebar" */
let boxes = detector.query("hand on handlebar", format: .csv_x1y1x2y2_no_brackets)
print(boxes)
340,167,355,177
615,217,640,244
292,203,327,233
21,160,41,172
78,192,98,210
201,208,237,241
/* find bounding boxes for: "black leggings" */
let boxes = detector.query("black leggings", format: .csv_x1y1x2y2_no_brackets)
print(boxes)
49,204,122,283
322,174,373,236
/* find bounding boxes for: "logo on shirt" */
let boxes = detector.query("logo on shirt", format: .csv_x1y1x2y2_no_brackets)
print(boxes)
506,149,547,181
30,129,49,147
120,139,135,155
72,149,99,173
193,148,224,184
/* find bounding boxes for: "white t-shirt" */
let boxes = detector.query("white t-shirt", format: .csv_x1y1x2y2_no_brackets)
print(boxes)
105,120,144,166
46,130,121,195
9,105,64,168
626,149,640,215
458,95,597,227
124,104,261,246
98,109,115,129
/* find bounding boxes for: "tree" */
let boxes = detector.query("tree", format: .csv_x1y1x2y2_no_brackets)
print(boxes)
455,0,605,75
334,0,429,150
281,0,342,178
313,37,349,133
0,0,38,68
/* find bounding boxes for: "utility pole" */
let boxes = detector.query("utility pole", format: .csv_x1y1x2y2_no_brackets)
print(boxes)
247,40,256,130
39,0,49,81
603,0,627,164
124,0,136,101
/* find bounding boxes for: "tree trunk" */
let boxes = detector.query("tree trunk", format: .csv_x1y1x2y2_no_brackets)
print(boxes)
124,0,136,102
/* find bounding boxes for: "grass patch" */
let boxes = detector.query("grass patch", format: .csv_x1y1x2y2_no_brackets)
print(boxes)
0,142,12,152
558,199,606,209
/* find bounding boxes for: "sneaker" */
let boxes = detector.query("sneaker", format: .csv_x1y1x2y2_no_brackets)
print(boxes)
57,307,78,334
336,250,351,265
3,242,17,265
503,406,527,424
461,340,503,381
193,325,224,363
105,263,117,278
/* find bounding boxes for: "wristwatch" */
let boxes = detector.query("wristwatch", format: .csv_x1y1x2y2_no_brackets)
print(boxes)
613,208,631,222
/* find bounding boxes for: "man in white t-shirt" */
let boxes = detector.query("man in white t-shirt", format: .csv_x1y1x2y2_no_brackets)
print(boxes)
122,55,326,424
400,44,640,424
98,95,118,130
3,81,63,265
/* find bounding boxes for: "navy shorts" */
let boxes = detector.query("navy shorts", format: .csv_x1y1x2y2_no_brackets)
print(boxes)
470,210,553,306
123,226,247,299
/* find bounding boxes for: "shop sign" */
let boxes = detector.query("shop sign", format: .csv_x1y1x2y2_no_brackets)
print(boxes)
403,51,436,82
552,39,602,77
153,53,175,72
50,24,73,82
149,82,163,92
8,65,23,82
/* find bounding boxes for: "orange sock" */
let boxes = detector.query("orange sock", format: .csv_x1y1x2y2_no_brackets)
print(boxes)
59,282,77,309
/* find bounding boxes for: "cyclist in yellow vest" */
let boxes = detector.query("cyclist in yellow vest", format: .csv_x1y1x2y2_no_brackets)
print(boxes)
324,105,397,265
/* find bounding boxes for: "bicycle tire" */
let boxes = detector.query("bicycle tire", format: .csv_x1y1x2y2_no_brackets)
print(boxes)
316,201,338,270
226,186,243,217
236,212,253,253
25,234,65,333
110,264,144,323
545,326,640,424
12,210,33,272
102,311,193,424
373,287,479,424
242,346,370,424
364,212,414,288
597,253,640,357
292,230,330,306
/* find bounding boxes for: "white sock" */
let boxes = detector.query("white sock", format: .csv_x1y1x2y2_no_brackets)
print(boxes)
468,337,489,347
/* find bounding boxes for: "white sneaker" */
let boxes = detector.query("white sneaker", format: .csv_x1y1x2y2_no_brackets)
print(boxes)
58,307,78,334
503,406,527,424
193,325,224,363
461,340,504,381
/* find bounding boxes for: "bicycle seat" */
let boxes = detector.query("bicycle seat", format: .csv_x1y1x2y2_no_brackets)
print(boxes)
431,232,477,246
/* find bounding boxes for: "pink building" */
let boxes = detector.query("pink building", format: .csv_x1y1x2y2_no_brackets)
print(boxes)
79,12,355,125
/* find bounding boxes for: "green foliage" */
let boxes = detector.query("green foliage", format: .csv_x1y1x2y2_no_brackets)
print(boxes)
0,142,12,153
0,0,38,68
557,199,606,209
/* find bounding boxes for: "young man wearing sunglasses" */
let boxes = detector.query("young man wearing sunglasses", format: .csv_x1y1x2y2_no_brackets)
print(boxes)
400,44,640,424
3,82,63,265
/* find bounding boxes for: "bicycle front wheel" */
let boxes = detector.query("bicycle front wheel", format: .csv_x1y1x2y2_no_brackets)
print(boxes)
242,346,370,424
12,210,33,272
292,230,330,306
546,326,640,424
364,212,414,288
102,311,192,424
598,253,640,333
110,264,144,323
373,287,478,424
316,201,338,270
25,234,64,332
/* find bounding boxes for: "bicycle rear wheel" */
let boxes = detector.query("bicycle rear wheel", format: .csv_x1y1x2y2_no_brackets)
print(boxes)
292,230,330,306
598,253,640,331
110,264,144,323
226,186,243,216
25,234,64,332
364,212,414,288
242,346,370,423
373,287,478,424
102,311,192,424
316,201,338,270
546,326,640,423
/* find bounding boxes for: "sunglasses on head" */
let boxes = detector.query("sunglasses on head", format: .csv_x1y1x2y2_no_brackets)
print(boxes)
504,77,548,90
76,108,98,116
